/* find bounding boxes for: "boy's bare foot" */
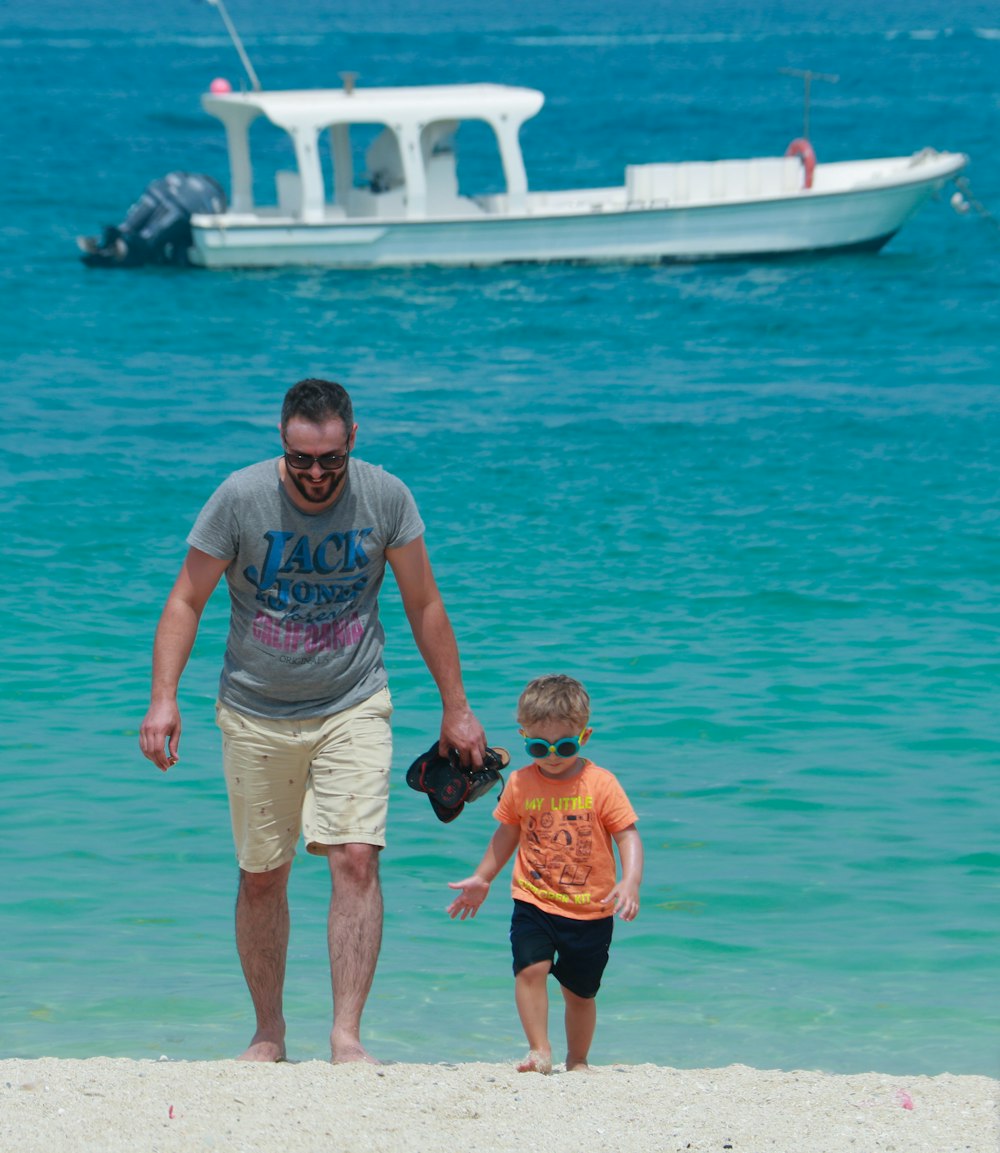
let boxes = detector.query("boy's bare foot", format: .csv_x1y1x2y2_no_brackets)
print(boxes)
237,1035,286,1062
566,1059,596,1072
516,1049,553,1074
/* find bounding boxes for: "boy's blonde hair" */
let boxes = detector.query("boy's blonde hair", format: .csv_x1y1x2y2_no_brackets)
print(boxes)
517,674,590,731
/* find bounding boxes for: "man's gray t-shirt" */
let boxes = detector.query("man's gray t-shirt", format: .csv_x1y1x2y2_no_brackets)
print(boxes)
188,457,425,719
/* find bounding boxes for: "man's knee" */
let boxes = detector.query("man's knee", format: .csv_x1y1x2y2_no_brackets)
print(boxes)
327,843,380,889
239,862,291,899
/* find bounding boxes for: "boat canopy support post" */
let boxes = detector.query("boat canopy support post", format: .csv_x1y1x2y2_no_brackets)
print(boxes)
396,123,428,219
290,126,325,221
222,105,260,213
330,124,353,208
491,117,529,210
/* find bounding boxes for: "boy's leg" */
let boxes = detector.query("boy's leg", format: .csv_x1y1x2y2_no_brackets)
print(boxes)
514,960,553,1074
561,984,597,1071
548,914,613,1070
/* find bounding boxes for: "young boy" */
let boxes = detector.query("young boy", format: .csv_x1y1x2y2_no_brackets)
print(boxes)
447,674,643,1074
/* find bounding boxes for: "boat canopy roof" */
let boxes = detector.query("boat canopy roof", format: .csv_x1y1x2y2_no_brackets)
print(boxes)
201,82,545,134
201,82,545,219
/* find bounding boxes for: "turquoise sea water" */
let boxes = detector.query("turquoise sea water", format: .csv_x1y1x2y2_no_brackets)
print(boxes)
2,0,998,1077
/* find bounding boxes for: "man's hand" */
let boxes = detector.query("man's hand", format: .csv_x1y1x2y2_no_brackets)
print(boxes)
440,704,487,768
139,699,182,772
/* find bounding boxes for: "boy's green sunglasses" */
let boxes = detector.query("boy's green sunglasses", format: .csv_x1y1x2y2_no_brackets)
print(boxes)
522,729,587,759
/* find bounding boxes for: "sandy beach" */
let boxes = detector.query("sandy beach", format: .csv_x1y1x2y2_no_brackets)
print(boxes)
0,1058,995,1153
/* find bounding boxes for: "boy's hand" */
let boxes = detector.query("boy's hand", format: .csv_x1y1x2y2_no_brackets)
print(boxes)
447,875,490,919
602,879,640,922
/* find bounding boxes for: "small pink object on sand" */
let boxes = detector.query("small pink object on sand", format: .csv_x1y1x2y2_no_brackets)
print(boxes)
895,1090,915,1110
209,77,232,93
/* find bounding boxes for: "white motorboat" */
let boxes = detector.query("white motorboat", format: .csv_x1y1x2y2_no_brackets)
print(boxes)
79,78,968,270
189,78,966,268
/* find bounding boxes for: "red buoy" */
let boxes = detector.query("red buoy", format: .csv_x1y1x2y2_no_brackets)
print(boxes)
785,137,817,189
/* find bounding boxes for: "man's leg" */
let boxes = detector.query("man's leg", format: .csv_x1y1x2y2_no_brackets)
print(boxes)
327,843,382,1063
235,861,292,1061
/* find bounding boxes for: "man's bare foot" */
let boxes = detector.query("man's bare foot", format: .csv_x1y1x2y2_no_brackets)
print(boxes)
566,1058,595,1072
331,1032,380,1065
237,1036,286,1062
516,1049,553,1074
331,1046,379,1065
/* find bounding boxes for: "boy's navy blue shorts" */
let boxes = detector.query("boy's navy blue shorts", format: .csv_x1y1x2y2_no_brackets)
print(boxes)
509,900,614,1000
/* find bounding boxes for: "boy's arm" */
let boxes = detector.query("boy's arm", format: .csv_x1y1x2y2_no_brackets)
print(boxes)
604,823,643,921
447,823,521,920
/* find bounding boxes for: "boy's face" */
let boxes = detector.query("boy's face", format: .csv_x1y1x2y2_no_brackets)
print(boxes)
520,718,592,779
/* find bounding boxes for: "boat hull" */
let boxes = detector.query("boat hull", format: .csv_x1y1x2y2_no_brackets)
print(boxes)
189,158,963,269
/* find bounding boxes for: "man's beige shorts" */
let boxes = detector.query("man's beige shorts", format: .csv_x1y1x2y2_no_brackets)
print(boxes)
216,687,393,872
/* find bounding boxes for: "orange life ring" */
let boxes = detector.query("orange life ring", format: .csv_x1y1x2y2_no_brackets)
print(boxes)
785,137,816,189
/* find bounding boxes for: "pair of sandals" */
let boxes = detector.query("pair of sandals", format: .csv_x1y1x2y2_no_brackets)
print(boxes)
406,742,510,822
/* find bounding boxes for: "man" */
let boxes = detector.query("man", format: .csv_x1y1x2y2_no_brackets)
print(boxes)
139,378,485,1063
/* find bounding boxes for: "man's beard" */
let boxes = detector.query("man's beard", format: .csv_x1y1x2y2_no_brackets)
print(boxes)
287,467,346,504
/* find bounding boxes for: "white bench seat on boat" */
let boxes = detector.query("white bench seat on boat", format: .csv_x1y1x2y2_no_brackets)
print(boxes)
625,157,805,207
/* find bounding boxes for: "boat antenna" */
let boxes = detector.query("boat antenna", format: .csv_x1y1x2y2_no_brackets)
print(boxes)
205,0,262,91
779,68,838,139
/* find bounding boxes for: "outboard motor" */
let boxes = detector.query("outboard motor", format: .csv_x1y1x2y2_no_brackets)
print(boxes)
78,172,226,268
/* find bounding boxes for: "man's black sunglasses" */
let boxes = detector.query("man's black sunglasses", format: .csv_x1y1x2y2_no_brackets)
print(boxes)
283,446,350,472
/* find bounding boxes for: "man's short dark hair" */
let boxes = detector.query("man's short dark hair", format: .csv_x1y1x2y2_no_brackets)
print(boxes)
281,379,354,432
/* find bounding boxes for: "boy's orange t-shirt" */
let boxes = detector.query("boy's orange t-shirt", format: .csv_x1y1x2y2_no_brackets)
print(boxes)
493,759,638,920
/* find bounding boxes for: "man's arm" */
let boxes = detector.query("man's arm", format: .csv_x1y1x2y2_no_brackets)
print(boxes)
386,535,486,765
139,546,230,772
